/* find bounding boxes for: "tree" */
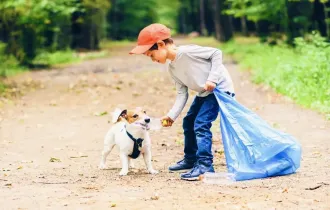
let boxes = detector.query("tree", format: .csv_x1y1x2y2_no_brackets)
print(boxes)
200,0,207,36
213,0,233,42
72,0,110,50
225,0,248,35
107,0,158,40
0,0,79,64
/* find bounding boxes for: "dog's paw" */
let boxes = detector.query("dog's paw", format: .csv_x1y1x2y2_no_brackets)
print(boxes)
119,170,128,176
98,163,107,170
148,169,159,175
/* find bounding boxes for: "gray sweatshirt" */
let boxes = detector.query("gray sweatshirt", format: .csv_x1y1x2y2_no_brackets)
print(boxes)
167,44,234,120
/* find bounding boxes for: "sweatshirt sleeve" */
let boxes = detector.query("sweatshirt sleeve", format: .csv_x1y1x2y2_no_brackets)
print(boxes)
166,79,189,121
187,45,225,84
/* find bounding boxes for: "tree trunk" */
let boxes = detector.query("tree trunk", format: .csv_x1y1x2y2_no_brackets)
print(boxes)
222,13,233,41
313,0,328,37
240,16,248,36
213,0,222,40
214,0,233,42
111,0,117,39
180,7,187,34
200,0,207,36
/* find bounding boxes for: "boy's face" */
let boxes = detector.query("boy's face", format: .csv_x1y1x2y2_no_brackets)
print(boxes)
144,41,168,64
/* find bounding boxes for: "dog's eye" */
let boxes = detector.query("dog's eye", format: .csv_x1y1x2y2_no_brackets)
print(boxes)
133,114,138,118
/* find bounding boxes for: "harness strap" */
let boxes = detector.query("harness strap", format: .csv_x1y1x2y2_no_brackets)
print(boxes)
126,130,144,159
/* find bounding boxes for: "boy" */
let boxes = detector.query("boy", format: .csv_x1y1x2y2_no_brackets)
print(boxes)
129,23,235,181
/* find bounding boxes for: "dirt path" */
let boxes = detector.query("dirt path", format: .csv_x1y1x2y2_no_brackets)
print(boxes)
1,40,330,210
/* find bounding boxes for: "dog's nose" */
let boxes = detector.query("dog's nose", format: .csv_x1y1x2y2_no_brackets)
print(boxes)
144,118,150,123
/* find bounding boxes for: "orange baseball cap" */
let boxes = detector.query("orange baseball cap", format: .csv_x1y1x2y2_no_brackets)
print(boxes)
129,23,171,55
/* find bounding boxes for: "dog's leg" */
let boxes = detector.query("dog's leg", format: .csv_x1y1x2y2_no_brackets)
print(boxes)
99,131,115,170
99,144,115,169
119,153,129,176
128,158,135,169
143,149,158,174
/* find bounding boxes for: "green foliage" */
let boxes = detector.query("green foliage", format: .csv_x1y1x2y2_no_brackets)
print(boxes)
225,0,286,23
32,50,80,66
156,0,180,29
0,42,26,77
222,33,330,114
0,0,80,64
76,0,111,49
108,0,158,40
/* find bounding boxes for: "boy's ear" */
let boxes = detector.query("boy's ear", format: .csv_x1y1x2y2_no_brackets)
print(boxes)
157,40,165,48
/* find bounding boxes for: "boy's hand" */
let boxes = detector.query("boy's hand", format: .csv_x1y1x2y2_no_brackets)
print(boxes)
161,116,174,127
204,81,217,92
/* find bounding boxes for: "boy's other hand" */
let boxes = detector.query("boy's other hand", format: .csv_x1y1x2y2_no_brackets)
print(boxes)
204,81,216,92
161,116,174,127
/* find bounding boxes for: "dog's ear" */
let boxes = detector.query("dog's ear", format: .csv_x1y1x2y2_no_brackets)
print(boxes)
112,108,127,123
120,109,127,119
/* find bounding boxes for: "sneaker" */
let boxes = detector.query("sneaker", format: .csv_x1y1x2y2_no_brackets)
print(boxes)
180,164,215,181
168,159,195,172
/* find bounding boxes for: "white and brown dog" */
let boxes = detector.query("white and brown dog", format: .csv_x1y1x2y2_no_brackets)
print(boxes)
99,107,158,176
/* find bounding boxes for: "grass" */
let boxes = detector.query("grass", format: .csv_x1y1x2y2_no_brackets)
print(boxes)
0,42,112,95
0,39,133,95
190,35,330,117
0,43,27,78
32,49,109,67
100,39,133,49
32,50,81,67
0,39,130,78
221,34,330,116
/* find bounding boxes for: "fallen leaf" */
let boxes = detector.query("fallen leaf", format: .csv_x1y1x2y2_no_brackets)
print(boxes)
94,111,108,116
70,155,88,159
5,183,12,187
82,186,98,190
282,188,288,193
21,160,33,163
151,193,159,200
49,100,57,106
110,203,116,207
215,150,224,155
17,166,23,170
49,157,61,162
272,123,280,128
132,91,141,97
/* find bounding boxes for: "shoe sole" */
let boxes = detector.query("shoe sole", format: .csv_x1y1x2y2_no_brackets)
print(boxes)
180,176,200,181
168,168,193,173
168,168,192,173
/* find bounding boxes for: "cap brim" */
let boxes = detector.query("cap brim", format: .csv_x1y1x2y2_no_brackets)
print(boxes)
129,44,154,55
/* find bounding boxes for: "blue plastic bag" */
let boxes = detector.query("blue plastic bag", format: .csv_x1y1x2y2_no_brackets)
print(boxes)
213,89,301,181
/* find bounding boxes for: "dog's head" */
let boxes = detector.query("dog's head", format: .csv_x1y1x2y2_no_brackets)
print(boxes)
112,107,151,130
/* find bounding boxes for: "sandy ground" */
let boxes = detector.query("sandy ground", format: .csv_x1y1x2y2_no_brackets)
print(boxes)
0,39,330,210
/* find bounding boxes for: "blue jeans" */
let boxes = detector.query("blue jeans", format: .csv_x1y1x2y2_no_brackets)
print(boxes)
183,93,219,166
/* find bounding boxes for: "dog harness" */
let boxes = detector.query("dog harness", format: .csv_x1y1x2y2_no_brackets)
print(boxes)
126,130,144,159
